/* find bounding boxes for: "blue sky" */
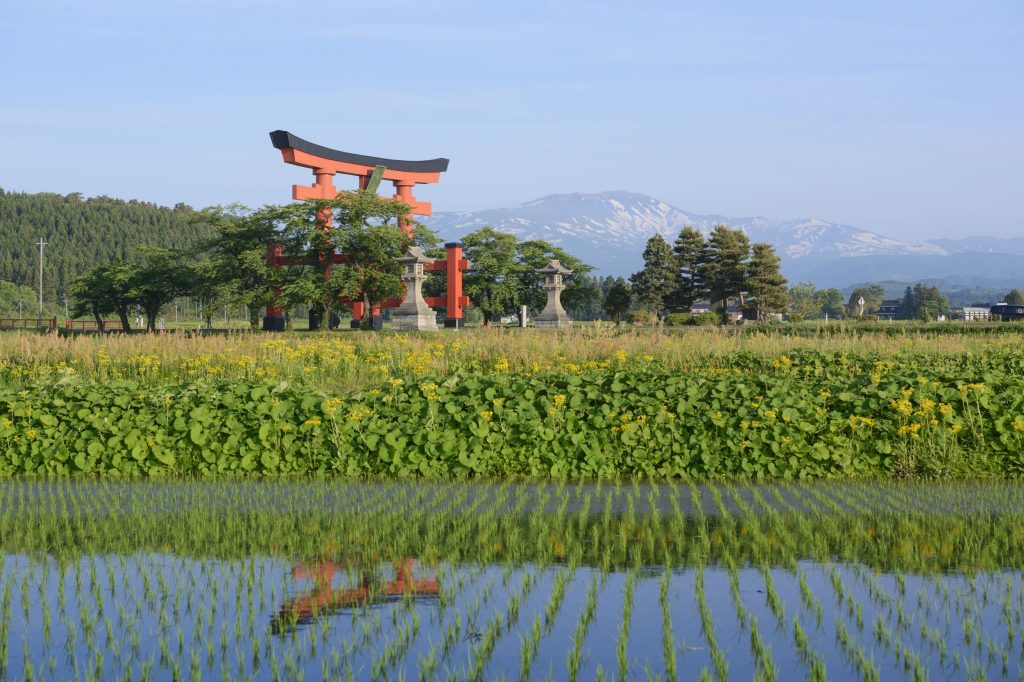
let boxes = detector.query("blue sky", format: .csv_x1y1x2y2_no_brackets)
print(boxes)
1,0,1021,241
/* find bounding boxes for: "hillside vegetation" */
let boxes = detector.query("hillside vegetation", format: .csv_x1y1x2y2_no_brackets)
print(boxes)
0,189,214,311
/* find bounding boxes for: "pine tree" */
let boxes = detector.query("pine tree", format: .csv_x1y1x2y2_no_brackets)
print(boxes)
629,234,677,318
671,226,706,311
604,279,632,324
702,224,751,312
746,243,788,320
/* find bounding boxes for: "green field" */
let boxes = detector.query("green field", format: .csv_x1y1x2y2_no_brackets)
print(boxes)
2,324,1024,679
3,479,1024,680
1,325,1023,478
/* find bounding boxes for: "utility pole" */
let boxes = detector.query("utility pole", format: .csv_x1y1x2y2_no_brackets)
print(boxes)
36,239,47,318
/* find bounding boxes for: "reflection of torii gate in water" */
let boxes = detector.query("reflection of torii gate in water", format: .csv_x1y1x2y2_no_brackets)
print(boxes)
264,131,469,331
271,558,439,633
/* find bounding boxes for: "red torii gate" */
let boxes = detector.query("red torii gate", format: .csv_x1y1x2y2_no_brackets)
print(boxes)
264,130,469,330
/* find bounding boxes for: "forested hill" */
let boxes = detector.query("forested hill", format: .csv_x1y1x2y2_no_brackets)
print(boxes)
0,189,214,305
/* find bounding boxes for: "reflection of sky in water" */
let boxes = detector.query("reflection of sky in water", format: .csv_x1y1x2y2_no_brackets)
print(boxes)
3,553,1022,680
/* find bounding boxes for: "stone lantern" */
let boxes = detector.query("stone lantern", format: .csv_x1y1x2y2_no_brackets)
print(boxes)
533,259,573,328
391,246,438,331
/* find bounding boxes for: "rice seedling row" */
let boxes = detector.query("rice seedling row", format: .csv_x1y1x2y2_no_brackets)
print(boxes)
3,479,1024,679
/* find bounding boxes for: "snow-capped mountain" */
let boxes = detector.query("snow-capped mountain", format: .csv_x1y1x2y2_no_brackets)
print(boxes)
423,191,956,283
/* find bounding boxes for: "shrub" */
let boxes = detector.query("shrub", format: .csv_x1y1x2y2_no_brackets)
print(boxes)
787,313,804,324
626,310,657,326
690,312,720,326
663,313,692,327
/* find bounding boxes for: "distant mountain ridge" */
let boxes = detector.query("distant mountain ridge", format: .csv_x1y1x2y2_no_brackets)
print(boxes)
424,191,1024,288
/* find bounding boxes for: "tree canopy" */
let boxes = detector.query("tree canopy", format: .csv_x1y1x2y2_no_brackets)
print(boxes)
0,189,212,309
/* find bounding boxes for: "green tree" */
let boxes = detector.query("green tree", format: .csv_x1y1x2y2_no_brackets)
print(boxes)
702,224,751,312
1004,288,1024,305
69,269,115,331
461,227,520,325
193,205,282,329
746,243,789,320
604,279,632,324
564,275,602,321
0,189,214,313
130,248,194,332
259,192,431,329
814,288,846,319
71,261,137,331
788,281,820,319
629,234,677,318
670,226,707,312
515,240,592,323
846,284,886,316
903,283,948,321
0,281,37,319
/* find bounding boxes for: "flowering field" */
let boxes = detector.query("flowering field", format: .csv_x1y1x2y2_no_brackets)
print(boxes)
2,479,1024,680
0,327,1023,478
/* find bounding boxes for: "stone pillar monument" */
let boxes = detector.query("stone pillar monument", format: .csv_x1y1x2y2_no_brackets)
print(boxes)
391,247,439,331
533,260,573,328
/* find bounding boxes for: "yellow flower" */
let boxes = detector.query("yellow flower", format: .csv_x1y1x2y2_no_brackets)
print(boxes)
1012,416,1024,433
764,409,777,420
939,403,953,417
1,418,12,428
480,411,493,422
898,423,922,437
948,424,962,435
848,415,876,429
891,399,913,417
303,418,322,427
421,383,439,401
959,383,985,396
552,394,566,409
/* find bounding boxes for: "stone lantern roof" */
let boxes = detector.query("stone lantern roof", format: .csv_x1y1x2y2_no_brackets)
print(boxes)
396,246,432,264
535,259,573,276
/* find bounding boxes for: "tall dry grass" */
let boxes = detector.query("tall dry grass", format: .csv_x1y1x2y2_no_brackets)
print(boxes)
0,325,1016,391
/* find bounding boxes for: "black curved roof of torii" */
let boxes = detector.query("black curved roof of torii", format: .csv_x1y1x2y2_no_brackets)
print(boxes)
270,131,450,173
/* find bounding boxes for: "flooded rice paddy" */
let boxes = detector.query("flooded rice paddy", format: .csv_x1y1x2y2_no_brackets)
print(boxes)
2,480,1023,681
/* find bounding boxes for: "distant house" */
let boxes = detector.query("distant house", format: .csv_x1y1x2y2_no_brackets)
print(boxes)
876,300,903,321
959,306,991,322
725,305,745,323
991,303,1024,321
689,303,712,315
